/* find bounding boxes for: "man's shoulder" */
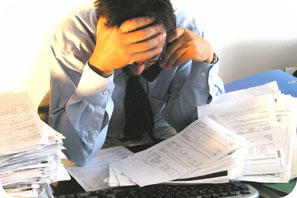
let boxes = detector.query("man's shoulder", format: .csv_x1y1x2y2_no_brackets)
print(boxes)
51,4,97,54
174,7,203,36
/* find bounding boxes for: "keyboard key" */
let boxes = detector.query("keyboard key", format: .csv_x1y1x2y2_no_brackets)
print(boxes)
228,191,238,196
232,185,241,191
115,191,129,198
211,192,220,198
240,184,249,190
220,191,229,197
202,194,212,198
241,189,251,194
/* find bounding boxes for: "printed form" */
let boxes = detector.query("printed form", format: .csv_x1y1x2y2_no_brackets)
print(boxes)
238,94,297,183
0,92,41,155
213,81,280,104
116,117,247,187
198,93,284,176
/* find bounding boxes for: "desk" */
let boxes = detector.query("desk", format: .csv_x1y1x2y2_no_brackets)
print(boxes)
225,69,297,196
54,70,296,197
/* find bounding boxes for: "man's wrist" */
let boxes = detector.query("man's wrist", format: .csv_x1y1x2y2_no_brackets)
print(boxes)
208,52,219,64
88,62,113,77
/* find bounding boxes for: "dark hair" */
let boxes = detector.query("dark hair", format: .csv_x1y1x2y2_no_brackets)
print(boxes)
94,0,176,34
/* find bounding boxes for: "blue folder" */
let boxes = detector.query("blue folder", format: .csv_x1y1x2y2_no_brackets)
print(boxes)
225,69,297,97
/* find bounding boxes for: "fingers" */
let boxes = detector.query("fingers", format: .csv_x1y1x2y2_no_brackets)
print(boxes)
125,24,166,44
160,29,189,68
128,32,166,53
120,17,166,45
95,16,168,68
161,44,191,69
166,27,185,43
131,47,163,63
119,16,155,33
160,28,213,69
121,19,167,61
98,17,108,26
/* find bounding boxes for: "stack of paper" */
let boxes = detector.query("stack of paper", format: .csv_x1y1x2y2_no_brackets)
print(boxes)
64,81,296,191
198,81,297,183
110,117,249,187
67,117,249,190
0,92,70,198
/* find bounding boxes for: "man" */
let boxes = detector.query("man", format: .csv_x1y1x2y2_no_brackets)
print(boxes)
50,0,224,166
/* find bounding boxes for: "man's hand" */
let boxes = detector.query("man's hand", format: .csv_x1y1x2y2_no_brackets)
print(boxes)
159,27,213,69
89,17,166,77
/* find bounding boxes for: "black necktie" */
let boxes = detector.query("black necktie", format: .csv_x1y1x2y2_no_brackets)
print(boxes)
122,76,155,141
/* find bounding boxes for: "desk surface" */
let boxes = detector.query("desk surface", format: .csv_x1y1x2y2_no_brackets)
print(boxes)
55,70,296,196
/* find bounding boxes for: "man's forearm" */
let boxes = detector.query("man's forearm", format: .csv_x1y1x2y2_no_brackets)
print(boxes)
162,61,216,132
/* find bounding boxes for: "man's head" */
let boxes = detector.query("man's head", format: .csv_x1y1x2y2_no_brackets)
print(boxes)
94,0,176,34
93,0,176,76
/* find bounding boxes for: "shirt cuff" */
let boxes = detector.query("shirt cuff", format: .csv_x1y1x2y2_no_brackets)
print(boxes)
209,63,225,99
76,63,114,105
191,61,225,102
189,61,213,82
189,61,224,104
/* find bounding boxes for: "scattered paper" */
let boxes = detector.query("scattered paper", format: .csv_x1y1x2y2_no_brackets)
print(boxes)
117,117,247,186
198,82,297,183
66,146,133,191
0,183,9,198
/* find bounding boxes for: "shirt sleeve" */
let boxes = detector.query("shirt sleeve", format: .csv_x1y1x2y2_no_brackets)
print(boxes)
161,9,225,132
161,61,224,132
50,43,115,166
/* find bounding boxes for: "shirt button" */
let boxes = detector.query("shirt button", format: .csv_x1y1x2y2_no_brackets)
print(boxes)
102,89,109,95
201,72,206,77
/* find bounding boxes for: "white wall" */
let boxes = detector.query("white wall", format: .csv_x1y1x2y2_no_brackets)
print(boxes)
172,0,297,83
0,0,297,108
0,0,93,108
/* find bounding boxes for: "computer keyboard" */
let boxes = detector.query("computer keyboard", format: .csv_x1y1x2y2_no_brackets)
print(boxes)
54,181,259,198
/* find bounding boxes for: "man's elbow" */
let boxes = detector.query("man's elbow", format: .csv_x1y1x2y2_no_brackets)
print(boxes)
59,124,108,166
62,148,95,166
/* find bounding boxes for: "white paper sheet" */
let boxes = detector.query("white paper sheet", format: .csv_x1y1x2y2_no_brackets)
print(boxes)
109,161,136,187
291,136,297,178
0,92,69,198
118,117,247,186
173,148,246,184
213,81,280,104
0,92,41,155
66,146,133,192
274,96,297,181
0,183,9,198
198,94,284,176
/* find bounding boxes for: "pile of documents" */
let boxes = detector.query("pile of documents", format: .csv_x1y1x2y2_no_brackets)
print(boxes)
0,92,70,198
198,81,297,183
65,81,297,191
67,116,248,190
